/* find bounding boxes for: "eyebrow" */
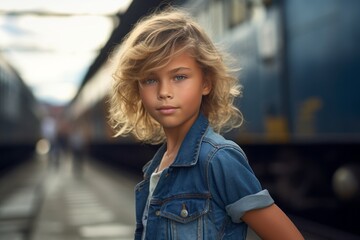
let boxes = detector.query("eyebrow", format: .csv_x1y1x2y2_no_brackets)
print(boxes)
146,67,192,78
168,67,191,74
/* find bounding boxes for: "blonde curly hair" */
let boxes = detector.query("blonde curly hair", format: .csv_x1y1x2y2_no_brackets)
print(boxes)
109,7,243,144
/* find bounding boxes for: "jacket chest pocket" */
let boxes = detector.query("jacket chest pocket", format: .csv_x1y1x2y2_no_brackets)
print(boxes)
159,197,211,239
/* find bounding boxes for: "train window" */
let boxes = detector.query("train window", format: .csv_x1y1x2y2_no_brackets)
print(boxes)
208,0,225,38
188,0,224,40
262,0,272,7
227,0,248,28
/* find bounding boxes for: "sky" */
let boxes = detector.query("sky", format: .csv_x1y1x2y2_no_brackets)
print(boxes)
0,0,132,106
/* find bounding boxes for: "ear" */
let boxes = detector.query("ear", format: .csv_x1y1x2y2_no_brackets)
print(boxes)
202,78,212,96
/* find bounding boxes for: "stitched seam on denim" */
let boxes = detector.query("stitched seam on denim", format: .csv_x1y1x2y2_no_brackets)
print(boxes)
150,193,211,205
135,179,149,192
217,216,231,239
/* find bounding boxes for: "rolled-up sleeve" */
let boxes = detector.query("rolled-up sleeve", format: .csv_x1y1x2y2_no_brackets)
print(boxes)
226,189,274,223
208,146,274,223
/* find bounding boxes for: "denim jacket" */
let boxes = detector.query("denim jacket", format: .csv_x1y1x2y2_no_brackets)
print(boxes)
134,113,274,239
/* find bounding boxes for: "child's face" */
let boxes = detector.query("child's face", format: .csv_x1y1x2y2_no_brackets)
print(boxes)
139,51,211,132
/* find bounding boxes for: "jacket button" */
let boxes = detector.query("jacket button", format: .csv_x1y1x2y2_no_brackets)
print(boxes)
155,210,160,216
180,209,188,218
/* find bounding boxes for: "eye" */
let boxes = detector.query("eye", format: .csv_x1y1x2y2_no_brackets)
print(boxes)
174,75,187,81
139,78,157,86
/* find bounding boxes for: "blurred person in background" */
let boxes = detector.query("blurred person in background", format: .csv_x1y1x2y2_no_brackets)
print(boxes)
41,116,60,169
69,128,85,177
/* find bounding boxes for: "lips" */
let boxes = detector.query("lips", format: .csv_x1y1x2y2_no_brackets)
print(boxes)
157,106,178,115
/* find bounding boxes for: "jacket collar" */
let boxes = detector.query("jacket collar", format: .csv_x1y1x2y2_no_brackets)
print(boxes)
143,113,209,178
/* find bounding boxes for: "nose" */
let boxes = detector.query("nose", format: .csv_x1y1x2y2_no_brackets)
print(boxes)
158,81,173,100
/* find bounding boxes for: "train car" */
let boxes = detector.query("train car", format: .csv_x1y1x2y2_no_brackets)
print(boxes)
66,0,360,235
0,56,42,173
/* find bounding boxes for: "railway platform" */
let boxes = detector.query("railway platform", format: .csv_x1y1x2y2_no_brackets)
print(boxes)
0,152,140,240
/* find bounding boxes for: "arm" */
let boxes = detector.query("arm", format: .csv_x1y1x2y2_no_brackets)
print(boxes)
242,204,304,240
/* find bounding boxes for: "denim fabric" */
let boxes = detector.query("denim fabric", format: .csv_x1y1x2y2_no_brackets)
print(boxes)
134,113,274,240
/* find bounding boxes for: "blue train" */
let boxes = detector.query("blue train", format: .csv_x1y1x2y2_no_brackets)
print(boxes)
0,56,42,173
66,0,360,235
227,0,360,143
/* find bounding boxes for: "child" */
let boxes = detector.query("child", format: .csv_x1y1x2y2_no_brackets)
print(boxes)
109,7,304,240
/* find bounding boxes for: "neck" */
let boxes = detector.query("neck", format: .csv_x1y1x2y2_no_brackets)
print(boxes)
157,129,185,172
164,126,187,155
159,113,198,171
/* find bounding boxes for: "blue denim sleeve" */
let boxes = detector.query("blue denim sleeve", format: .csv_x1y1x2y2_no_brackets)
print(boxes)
226,189,274,223
208,146,274,223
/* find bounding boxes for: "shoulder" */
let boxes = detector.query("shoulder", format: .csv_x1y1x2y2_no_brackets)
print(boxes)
200,127,247,163
198,129,263,206
197,128,253,178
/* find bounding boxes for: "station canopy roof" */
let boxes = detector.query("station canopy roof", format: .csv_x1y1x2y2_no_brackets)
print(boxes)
0,0,133,106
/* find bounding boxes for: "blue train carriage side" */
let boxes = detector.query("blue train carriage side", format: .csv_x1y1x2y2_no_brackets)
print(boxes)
0,56,42,172
184,0,360,235
284,0,360,144
281,0,360,210
267,0,360,234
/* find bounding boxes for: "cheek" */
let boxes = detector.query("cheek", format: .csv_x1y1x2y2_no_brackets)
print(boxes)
139,87,149,100
139,89,155,108
180,88,204,106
